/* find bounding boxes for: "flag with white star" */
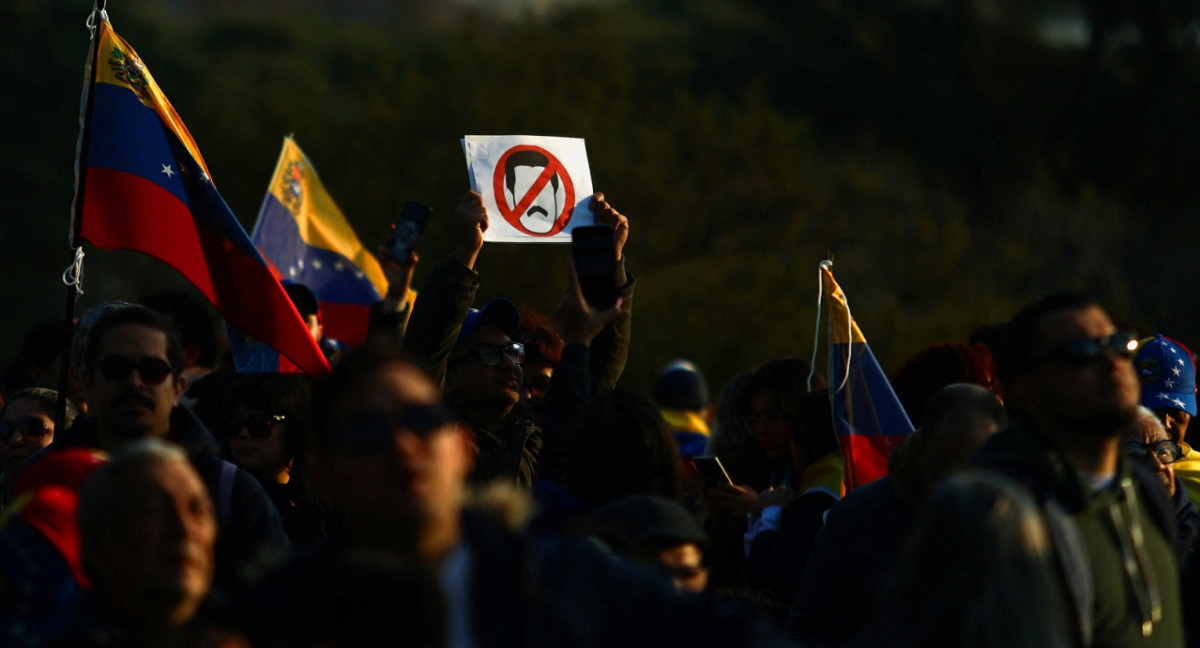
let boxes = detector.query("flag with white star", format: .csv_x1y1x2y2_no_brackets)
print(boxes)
1134,334,1197,416
250,137,390,347
72,15,329,376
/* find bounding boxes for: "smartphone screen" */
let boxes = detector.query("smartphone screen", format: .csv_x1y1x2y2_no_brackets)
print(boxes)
389,200,432,262
571,225,617,310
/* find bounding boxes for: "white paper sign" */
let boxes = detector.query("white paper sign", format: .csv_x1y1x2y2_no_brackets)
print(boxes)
462,135,594,243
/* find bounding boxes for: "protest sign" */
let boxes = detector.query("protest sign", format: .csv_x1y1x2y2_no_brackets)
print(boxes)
462,135,594,242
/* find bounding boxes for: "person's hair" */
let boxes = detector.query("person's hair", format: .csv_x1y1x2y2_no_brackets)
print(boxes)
869,471,1072,648
708,372,758,481
283,283,321,320
511,309,563,369
1,387,77,430
566,389,683,507
140,289,219,368
228,373,313,467
2,319,68,395
1128,405,1168,442
738,358,835,461
891,341,1000,427
795,388,840,462
72,301,138,371
82,304,185,375
996,292,1100,388
922,383,1007,433
77,439,201,574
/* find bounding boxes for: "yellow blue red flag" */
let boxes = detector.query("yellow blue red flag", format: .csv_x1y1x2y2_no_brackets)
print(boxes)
822,261,914,491
251,137,388,347
73,13,329,376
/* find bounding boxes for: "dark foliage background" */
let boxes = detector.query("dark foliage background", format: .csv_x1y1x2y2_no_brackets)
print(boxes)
5,0,1200,393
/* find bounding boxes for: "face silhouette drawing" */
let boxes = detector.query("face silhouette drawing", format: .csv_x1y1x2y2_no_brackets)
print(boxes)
503,149,564,235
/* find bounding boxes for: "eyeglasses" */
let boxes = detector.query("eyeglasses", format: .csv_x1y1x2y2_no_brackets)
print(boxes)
1039,331,1140,368
0,417,51,443
96,355,175,385
238,413,287,440
334,404,456,453
1122,440,1184,465
453,342,525,367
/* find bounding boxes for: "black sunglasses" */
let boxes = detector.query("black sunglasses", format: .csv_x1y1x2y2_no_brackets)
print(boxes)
0,417,51,443
96,355,175,385
453,341,525,368
238,413,287,440
334,404,456,453
1039,332,1140,368
1122,440,1184,465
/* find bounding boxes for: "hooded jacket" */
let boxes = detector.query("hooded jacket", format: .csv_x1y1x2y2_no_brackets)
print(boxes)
972,423,1182,648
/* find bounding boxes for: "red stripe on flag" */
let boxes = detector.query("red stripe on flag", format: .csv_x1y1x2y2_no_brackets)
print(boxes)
318,301,371,347
838,434,907,489
82,168,328,375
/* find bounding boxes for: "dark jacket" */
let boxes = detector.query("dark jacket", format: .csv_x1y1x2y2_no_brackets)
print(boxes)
971,423,1183,648
50,407,290,591
786,475,917,647
233,499,800,648
401,255,635,487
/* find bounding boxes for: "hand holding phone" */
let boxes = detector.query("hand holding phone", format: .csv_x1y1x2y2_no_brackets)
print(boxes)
387,200,432,263
570,224,617,310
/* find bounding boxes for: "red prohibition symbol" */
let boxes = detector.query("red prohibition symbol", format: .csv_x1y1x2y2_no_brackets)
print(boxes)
492,145,575,237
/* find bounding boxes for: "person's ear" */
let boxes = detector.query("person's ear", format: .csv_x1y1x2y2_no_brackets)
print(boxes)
171,374,188,404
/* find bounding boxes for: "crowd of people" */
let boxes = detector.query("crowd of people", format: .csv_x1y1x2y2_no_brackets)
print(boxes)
0,189,1198,647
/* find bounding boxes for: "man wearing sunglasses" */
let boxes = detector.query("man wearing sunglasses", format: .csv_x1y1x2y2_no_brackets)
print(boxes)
401,190,633,487
47,304,288,591
974,292,1182,646
240,346,795,647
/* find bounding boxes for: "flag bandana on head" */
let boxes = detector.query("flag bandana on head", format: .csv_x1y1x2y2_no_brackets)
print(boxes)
73,13,329,376
820,261,914,491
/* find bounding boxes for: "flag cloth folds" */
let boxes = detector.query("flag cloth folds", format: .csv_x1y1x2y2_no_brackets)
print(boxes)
73,15,329,376
822,261,914,491
251,137,389,347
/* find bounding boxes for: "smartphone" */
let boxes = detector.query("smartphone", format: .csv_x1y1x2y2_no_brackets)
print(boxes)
691,456,733,487
571,225,617,310
388,200,433,262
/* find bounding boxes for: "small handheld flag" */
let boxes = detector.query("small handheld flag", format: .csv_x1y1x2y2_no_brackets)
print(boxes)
251,137,389,347
820,260,914,491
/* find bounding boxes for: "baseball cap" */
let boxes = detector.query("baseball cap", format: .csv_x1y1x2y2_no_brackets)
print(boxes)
457,298,520,342
1135,335,1198,416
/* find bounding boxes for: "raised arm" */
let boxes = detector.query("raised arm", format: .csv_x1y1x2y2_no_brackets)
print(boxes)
399,190,487,388
586,192,635,394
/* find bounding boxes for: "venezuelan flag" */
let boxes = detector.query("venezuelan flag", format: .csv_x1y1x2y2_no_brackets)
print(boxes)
822,261,914,491
251,137,388,347
74,15,329,376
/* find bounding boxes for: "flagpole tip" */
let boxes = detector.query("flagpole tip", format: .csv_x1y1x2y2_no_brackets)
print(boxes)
819,259,833,271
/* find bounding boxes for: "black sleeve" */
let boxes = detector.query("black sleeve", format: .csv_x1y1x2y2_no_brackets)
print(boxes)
399,256,479,389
